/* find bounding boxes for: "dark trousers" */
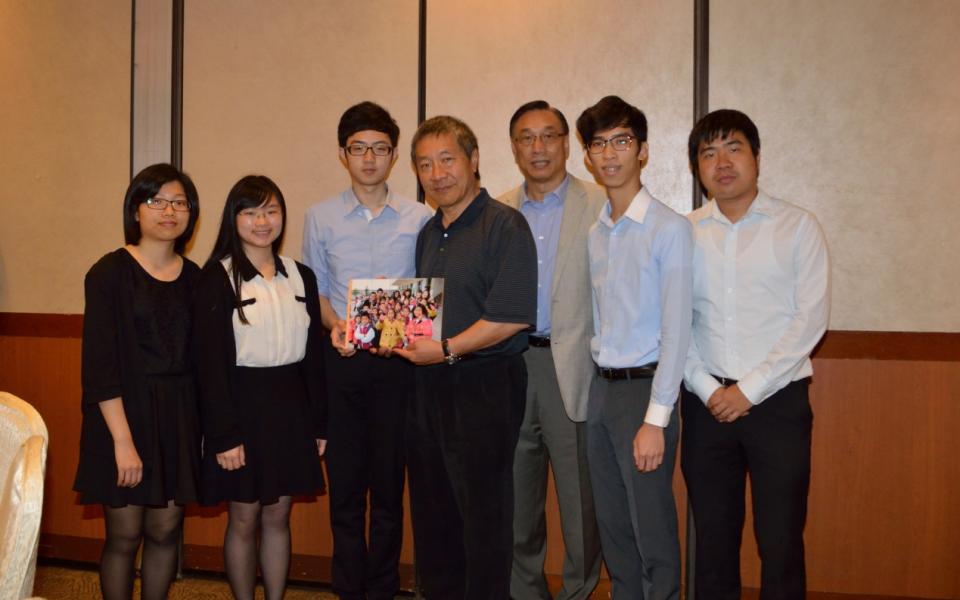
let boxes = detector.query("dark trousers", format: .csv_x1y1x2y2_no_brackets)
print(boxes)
406,354,527,600
586,375,681,600
681,379,812,600
325,346,412,600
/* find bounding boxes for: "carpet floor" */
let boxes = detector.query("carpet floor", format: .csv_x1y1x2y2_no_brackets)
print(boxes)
31,564,388,599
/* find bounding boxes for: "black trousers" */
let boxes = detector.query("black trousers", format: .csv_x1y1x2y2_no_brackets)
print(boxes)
406,354,527,600
681,378,812,600
324,346,412,600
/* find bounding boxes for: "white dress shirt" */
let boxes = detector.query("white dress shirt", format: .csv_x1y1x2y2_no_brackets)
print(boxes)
684,191,830,405
224,255,310,368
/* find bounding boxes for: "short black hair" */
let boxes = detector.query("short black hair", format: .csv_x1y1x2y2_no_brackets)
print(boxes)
688,109,761,183
337,101,400,147
123,163,200,254
575,96,647,147
411,115,481,180
508,100,569,137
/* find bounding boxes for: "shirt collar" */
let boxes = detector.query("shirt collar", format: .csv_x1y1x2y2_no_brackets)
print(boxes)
429,188,490,231
342,186,398,218
521,175,569,209
704,188,773,225
598,186,652,227
236,252,288,282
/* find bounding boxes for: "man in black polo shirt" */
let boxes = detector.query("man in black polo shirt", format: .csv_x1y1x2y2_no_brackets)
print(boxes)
394,115,537,600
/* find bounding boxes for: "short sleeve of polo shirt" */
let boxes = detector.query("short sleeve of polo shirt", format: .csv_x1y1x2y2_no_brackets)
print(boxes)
482,209,538,327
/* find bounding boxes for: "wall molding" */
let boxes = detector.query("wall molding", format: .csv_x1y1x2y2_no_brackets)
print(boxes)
0,313,83,339
2,313,958,361
812,330,960,362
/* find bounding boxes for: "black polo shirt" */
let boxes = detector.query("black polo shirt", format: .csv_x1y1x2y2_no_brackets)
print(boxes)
416,188,537,358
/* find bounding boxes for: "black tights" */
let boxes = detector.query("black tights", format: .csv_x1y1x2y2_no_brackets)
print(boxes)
224,496,293,600
100,502,183,600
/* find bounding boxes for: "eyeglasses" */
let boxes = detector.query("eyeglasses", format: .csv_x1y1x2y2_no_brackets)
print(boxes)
513,131,566,147
586,134,636,154
145,196,191,211
345,143,393,157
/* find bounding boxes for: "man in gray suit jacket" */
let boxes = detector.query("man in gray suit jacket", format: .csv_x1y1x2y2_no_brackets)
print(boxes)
497,101,605,600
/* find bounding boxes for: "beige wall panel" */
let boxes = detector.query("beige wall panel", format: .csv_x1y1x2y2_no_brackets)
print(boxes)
183,1,420,268
711,0,960,332
425,0,694,213
0,1,131,313
131,0,174,173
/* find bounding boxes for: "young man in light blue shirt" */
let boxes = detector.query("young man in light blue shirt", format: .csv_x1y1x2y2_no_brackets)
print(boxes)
302,102,431,600
576,96,692,600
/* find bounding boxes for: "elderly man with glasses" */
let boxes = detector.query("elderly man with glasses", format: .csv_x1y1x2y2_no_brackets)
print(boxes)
496,100,605,600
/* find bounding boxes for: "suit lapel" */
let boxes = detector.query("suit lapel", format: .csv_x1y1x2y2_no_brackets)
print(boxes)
551,178,591,300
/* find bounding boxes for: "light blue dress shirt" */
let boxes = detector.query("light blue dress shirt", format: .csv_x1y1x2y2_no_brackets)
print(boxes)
302,188,433,319
588,187,693,426
518,175,568,336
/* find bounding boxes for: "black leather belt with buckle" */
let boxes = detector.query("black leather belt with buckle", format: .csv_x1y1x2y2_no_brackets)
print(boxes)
528,335,551,348
712,374,739,386
594,361,659,380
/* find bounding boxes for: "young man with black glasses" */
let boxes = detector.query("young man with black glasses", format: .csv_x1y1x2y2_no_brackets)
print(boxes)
302,101,431,600
576,96,692,600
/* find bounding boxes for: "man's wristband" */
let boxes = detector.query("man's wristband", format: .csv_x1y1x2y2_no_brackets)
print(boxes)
441,338,461,365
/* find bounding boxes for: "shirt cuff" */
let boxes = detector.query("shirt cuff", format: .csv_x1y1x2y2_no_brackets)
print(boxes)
688,371,722,406
736,372,767,405
644,402,674,428
208,430,244,455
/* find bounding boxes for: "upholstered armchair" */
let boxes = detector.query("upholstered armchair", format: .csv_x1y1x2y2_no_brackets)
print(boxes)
0,392,49,599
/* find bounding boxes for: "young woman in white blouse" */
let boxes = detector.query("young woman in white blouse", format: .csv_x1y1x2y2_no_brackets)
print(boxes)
193,175,326,600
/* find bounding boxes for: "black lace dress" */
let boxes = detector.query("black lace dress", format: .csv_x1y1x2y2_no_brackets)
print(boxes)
74,249,202,507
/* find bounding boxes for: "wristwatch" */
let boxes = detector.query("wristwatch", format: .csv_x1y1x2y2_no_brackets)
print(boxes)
441,338,461,365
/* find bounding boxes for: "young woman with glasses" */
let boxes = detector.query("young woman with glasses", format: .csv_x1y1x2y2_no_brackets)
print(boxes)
73,163,202,600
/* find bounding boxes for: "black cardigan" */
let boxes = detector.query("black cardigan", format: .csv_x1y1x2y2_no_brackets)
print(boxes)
192,258,328,454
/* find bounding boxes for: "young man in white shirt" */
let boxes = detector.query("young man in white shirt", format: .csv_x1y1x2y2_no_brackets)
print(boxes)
682,109,830,600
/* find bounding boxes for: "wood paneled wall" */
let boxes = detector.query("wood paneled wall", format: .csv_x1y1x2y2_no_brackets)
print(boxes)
2,317,958,598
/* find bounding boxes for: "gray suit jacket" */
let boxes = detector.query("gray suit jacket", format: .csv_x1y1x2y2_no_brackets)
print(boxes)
497,176,606,422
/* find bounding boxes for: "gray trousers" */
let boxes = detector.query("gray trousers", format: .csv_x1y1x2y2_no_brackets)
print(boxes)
586,375,681,600
511,347,602,600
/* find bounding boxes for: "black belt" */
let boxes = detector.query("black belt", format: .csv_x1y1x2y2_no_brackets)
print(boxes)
595,361,658,380
712,374,738,386
528,335,551,348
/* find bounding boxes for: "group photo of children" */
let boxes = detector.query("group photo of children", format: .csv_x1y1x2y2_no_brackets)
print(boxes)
345,278,444,350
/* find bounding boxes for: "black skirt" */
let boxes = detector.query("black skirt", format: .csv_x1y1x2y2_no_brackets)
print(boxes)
73,373,201,507
201,362,325,505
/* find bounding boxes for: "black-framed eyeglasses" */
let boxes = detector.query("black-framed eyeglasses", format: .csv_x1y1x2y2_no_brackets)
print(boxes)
586,134,636,154
513,131,566,147
345,143,393,157
145,197,191,212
